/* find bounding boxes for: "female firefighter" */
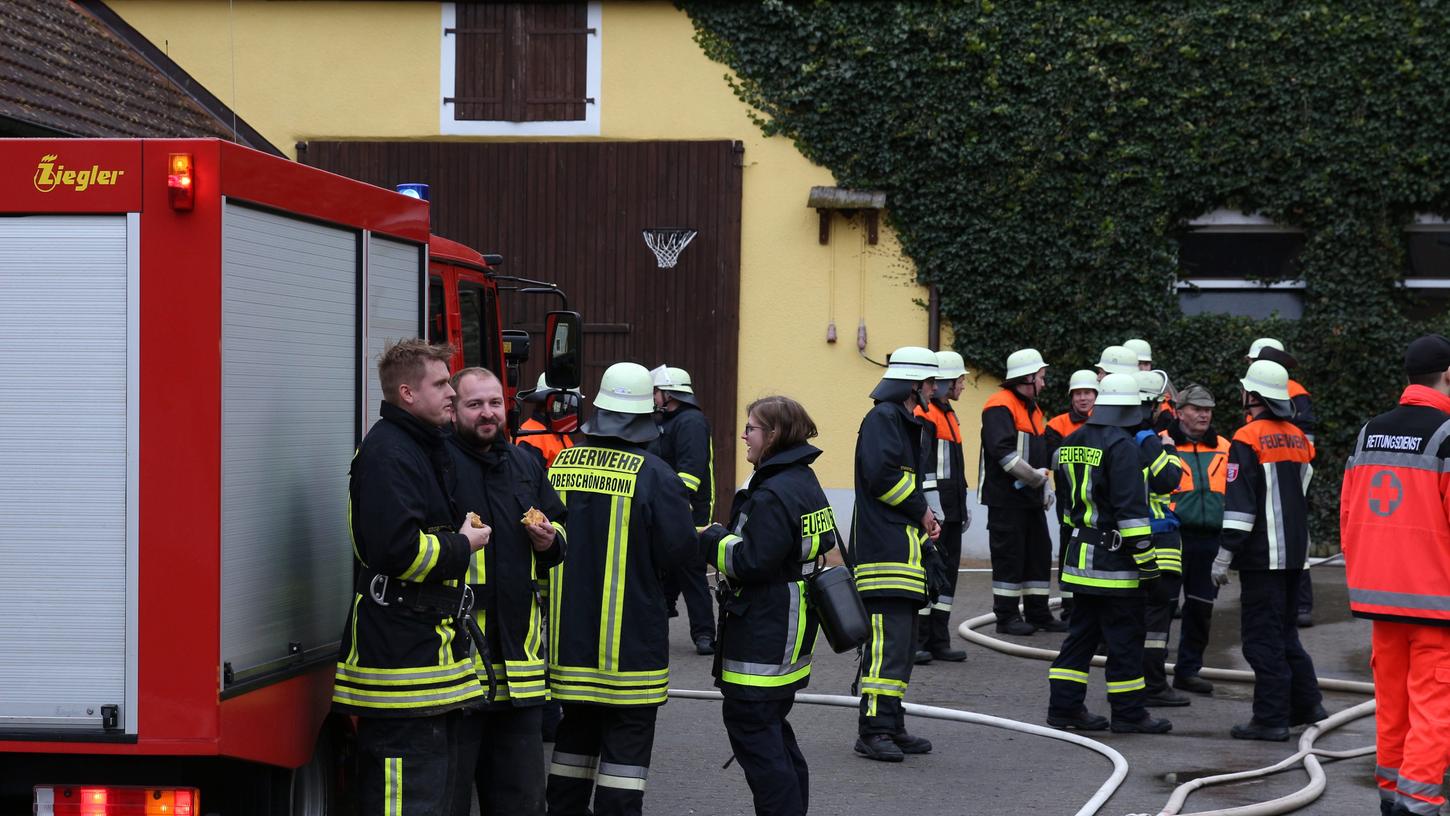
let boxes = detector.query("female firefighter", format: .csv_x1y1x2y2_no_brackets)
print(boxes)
700,395,837,816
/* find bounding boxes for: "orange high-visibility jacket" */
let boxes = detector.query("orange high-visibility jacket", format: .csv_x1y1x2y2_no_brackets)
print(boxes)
1341,385,1450,625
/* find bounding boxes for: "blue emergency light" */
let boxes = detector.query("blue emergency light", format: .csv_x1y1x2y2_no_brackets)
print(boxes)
396,183,430,201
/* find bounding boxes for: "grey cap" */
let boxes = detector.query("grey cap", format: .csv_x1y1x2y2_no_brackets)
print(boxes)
1177,384,1216,408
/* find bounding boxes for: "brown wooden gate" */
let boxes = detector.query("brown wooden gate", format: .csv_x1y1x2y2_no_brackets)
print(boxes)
301,140,744,517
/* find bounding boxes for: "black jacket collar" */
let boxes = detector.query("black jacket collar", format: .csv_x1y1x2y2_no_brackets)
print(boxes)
755,443,822,474
446,432,514,471
380,400,448,449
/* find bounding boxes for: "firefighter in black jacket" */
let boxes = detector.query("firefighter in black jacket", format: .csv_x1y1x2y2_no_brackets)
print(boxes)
1047,373,1172,734
1131,370,1189,708
545,362,697,816
980,348,1066,635
914,350,971,663
650,364,718,655
1246,337,1320,627
851,346,942,762
1213,359,1324,741
333,340,492,814
699,395,836,816
447,367,567,816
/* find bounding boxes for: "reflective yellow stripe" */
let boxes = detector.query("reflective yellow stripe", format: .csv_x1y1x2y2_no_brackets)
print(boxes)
721,663,812,687
346,593,362,664
1148,451,1171,477
1049,667,1089,683
677,471,702,492
791,582,808,663
599,495,631,671
878,471,915,506
332,682,484,710
1107,677,1146,693
386,757,401,816
399,531,441,581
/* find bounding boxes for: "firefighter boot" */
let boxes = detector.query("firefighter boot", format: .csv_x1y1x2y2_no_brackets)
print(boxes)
1230,719,1290,741
1110,714,1173,734
1046,709,1109,732
853,734,904,763
890,731,932,754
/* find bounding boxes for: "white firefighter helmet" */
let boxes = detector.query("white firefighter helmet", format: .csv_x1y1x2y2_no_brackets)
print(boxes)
1095,373,1140,407
1068,369,1099,392
883,346,939,381
1135,369,1169,401
1005,348,1048,380
1086,372,1142,427
593,363,656,415
1247,337,1285,360
1240,359,1291,401
1096,345,1139,376
650,364,698,407
935,350,968,381
1123,338,1153,363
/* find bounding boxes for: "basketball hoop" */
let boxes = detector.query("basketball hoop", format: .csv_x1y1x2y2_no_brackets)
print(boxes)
642,228,697,269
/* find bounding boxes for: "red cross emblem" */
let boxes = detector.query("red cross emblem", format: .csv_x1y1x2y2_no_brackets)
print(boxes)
1368,470,1403,517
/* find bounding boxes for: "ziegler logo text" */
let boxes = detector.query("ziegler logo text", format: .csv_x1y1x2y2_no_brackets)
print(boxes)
33,154,126,193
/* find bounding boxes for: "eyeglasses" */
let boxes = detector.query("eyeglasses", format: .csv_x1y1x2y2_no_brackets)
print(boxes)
743,424,770,434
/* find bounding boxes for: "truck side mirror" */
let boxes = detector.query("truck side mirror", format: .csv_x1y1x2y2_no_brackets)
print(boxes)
501,330,531,389
544,310,582,391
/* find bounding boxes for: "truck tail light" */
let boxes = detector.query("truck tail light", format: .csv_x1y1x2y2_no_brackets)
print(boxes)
34,785,200,815
167,153,194,210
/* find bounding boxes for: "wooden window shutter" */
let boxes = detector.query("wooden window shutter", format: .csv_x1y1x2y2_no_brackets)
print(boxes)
449,3,590,123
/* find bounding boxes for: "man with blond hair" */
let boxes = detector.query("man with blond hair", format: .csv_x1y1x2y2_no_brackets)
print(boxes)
334,339,493,814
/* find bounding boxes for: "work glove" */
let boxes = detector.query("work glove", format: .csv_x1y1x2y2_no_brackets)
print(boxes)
922,541,953,602
1210,547,1235,587
1042,488,1055,511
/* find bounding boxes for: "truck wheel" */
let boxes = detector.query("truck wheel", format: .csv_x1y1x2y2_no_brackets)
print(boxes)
284,726,337,816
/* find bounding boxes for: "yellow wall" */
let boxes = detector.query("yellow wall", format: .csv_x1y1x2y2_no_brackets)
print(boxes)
109,0,1001,488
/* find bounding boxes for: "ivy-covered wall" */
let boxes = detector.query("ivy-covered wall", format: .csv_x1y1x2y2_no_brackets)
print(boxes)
682,1,1450,548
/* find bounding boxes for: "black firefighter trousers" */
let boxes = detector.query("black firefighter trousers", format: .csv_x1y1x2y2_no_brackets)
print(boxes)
356,710,467,816
722,696,809,816
1143,531,1183,695
987,506,1054,624
1175,531,1222,679
919,520,964,652
1239,569,1324,727
546,703,658,816
858,597,918,736
454,705,547,816
1049,594,1149,723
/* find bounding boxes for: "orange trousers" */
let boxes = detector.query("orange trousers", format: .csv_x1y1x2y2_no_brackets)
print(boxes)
1372,620,1450,816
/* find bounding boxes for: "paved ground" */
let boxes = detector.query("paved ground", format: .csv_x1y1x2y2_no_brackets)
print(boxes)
637,562,1384,816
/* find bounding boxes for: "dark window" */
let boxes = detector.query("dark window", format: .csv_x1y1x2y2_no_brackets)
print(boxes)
428,276,446,343
1178,233,1304,282
449,3,590,122
1401,229,1450,319
1176,231,1305,319
1406,230,1450,278
458,281,501,371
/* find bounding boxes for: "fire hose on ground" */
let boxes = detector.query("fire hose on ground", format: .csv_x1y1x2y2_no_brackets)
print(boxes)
668,555,1373,816
668,688,1130,816
956,553,1376,816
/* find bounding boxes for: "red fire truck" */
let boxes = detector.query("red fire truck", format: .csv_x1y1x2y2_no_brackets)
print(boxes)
0,139,579,814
